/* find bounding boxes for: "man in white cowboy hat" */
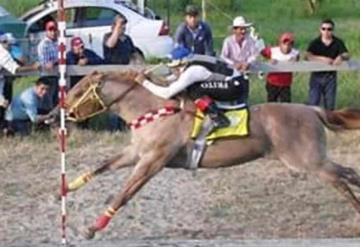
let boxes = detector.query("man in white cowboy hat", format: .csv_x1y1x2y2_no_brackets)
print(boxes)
220,16,260,102
221,16,259,72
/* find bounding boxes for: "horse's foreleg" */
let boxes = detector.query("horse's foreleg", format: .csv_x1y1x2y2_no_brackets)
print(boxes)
317,160,360,214
83,149,167,239
67,145,138,193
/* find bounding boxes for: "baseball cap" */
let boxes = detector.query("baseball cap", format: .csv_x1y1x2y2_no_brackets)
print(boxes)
185,5,199,16
279,32,294,44
71,36,84,48
45,21,57,31
167,46,192,67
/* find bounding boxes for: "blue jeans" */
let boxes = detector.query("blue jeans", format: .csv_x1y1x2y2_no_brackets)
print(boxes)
8,120,32,136
308,73,337,110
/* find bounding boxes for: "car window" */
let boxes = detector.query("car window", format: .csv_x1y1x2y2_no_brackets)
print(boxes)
28,8,77,33
77,7,119,27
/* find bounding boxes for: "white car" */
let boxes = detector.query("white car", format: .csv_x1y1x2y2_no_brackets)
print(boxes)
20,0,174,60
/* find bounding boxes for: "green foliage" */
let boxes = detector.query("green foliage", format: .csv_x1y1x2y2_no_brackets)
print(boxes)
0,0,38,17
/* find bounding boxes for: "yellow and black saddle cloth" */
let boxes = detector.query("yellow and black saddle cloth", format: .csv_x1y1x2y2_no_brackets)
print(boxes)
191,107,250,141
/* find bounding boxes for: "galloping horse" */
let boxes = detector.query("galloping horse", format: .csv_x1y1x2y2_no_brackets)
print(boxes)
63,70,360,239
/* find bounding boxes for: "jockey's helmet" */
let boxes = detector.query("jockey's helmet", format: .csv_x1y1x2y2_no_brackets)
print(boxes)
167,46,192,68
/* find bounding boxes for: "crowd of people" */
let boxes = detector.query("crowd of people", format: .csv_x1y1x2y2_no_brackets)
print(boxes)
0,4,350,136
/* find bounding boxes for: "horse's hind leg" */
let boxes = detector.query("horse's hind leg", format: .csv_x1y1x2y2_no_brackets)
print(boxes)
66,145,138,193
316,160,360,214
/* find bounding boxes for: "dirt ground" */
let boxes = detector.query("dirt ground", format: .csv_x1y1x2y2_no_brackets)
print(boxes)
1,129,360,246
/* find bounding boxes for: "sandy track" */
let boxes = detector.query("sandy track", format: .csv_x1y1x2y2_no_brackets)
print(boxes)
1,130,360,246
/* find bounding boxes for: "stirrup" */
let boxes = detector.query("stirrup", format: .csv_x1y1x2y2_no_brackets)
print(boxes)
187,117,214,170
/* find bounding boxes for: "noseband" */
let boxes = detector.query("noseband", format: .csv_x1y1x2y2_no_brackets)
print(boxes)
67,78,137,122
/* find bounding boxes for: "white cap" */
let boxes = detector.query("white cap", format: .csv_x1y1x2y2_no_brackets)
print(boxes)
232,16,252,28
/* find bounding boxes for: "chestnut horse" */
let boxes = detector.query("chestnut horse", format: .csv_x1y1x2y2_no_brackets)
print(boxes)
62,70,360,239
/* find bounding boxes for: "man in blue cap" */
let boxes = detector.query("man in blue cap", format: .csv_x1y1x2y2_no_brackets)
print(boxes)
136,46,249,129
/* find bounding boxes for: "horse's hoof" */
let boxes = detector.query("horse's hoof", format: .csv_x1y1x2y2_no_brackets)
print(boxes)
82,226,96,240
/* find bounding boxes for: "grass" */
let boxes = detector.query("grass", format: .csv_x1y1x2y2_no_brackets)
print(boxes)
1,0,360,108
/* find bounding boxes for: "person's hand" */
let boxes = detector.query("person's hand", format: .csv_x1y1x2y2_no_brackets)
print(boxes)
78,57,88,66
44,63,54,71
321,57,334,65
333,56,343,66
114,16,123,29
270,59,278,65
0,98,9,108
31,62,41,70
288,57,298,63
134,72,147,85
234,62,249,72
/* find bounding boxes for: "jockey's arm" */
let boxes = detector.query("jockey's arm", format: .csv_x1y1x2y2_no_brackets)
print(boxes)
141,65,212,99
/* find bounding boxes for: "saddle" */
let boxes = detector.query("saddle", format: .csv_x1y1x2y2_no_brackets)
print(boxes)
187,105,250,170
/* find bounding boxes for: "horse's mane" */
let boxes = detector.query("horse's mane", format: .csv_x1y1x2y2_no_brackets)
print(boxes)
103,70,140,84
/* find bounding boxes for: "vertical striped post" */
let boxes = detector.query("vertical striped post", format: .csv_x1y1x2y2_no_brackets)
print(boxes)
57,0,67,245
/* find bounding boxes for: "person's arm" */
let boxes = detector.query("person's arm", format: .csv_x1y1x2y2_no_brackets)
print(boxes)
261,46,271,59
139,66,212,99
305,51,333,64
174,23,186,47
204,23,214,56
86,50,104,65
66,51,77,65
220,37,234,65
22,94,38,123
105,17,122,48
305,39,333,64
246,38,260,65
333,39,350,65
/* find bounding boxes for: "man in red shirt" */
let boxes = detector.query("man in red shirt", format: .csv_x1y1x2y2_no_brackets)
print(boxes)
261,32,300,102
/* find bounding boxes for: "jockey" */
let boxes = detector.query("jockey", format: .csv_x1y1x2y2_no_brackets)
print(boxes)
136,46,249,129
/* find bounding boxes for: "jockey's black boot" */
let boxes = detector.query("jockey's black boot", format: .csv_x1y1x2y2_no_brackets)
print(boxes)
206,102,231,129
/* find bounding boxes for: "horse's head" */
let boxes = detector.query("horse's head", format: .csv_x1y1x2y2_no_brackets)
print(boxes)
65,70,139,122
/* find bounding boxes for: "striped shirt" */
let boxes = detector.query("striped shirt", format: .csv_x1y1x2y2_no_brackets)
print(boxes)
221,34,259,66
37,36,58,67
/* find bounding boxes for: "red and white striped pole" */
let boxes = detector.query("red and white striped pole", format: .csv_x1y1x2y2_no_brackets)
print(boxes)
57,0,68,245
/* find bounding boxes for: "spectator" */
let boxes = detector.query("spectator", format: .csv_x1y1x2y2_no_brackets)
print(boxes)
261,32,300,102
67,36,103,88
3,33,26,113
0,31,39,130
221,16,260,102
103,15,143,65
174,4,214,56
37,20,59,111
5,77,51,136
305,19,349,110
103,15,140,131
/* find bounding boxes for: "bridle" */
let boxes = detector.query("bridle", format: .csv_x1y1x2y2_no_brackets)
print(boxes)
67,78,137,122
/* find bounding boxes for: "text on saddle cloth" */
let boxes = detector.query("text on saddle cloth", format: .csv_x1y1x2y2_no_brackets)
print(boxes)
191,108,250,141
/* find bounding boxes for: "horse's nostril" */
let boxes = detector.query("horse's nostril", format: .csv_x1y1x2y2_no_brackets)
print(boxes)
66,111,76,120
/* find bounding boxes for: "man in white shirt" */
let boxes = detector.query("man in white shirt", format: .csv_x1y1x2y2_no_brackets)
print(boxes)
0,31,40,130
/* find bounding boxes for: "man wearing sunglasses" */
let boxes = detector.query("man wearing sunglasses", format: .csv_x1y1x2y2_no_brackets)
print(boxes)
305,19,349,110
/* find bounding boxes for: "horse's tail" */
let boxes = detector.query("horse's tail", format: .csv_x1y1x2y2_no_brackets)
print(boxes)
314,107,360,131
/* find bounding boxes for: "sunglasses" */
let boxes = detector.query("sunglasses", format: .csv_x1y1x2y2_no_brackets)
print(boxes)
321,27,333,31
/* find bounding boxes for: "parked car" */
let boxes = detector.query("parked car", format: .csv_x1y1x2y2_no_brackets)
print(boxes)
20,0,174,60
